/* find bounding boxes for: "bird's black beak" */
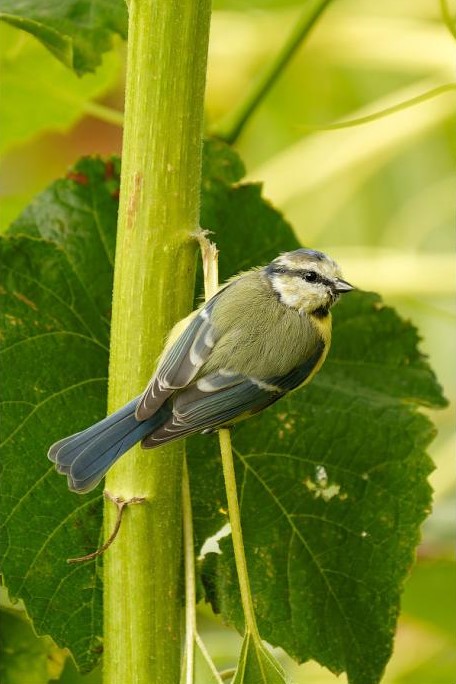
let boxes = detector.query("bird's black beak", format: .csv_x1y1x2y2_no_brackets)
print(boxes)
334,278,355,293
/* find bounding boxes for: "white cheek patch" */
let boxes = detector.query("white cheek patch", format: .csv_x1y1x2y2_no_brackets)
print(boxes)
272,276,329,312
279,291,300,307
271,277,305,307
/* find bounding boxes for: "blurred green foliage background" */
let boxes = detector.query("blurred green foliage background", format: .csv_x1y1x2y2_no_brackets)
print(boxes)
0,0,454,682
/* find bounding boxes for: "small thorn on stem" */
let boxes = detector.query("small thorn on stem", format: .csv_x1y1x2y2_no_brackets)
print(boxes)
67,491,146,564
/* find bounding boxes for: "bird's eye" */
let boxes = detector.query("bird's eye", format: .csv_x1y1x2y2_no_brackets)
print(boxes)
304,271,318,283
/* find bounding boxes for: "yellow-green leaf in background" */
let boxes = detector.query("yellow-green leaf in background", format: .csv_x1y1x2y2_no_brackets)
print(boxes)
0,23,121,157
0,0,127,75
0,609,67,684
0,143,448,681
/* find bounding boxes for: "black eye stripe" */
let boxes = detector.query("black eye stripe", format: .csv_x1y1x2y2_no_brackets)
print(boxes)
268,265,333,287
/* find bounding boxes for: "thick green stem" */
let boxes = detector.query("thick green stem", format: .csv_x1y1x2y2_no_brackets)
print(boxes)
103,1,212,683
212,0,333,144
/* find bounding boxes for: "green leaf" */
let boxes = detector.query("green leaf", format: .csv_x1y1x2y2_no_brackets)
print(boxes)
8,156,120,319
202,137,246,185
0,23,121,157
0,195,33,234
0,235,107,672
0,0,127,75
190,290,445,684
1,145,271,671
201,146,296,280
0,608,67,684
233,632,289,684
0,156,120,671
0,141,447,681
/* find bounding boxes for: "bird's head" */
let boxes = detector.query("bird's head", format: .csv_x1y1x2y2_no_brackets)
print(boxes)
265,248,354,316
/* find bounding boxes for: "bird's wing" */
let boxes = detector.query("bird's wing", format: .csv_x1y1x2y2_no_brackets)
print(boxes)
142,341,325,446
141,370,283,446
135,292,225,420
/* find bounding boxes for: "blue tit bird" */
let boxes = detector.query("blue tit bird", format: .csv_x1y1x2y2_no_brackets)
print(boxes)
48,248,353,493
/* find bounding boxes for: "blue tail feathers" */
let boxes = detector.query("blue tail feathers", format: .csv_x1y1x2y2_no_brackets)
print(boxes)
48,397,166,493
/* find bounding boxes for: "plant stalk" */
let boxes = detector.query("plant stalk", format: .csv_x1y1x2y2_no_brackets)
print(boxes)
212,0,333,144
103,1,212,683
299,84,456,132
182,460,197,684
218,429,260,639
195,235,260,640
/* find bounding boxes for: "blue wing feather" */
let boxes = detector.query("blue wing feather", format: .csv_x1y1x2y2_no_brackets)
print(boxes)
135,292,225,420
142,341,326,447
142,376,282,446
48,286,326,492
48,398,168,493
